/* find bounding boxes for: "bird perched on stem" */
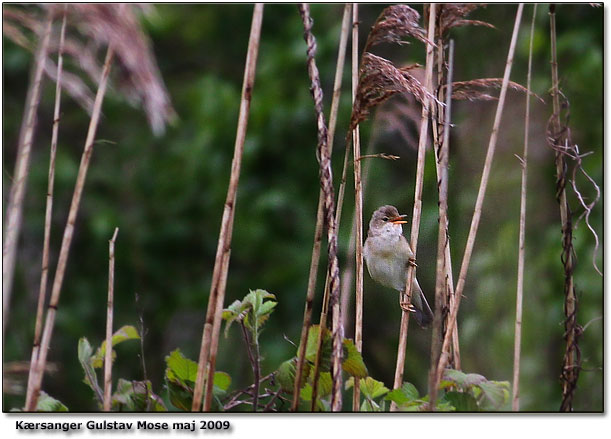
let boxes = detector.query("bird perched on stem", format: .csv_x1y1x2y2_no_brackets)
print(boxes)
363,205,434,327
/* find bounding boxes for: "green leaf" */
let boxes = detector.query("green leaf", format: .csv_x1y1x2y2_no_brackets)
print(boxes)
385,382,419,406
303,325,332,371
359,376,389,400
222,299,247,337
299,383,328,411
306,370,333,397
164,348,198,410
277,357,309,393
257,300,277,318
435,394,457,412
112,379,167,412
443,369,468,386
478,380,510,410
213,371,231,395
165,348,198,382
300,383,313,401
445,391,479,411
464,373,487,387
78,337,102,399
342,339,368,378
36,391,68,412
165,376,194,411
91,325,140,368
438,379,456,390
361,398,379,412
443,369,487,390
78,336,93,364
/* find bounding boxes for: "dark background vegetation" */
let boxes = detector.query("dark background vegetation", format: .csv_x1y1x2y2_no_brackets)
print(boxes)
2,4,603,411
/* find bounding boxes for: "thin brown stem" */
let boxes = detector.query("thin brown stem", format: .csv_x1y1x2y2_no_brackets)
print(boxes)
203,250,232,411
513,4,536,412
292,3,351,411
390,3,436,412
549,4,578,412
25,8,67,407
429,38,455,410
429,26,460,371
239,319,259,411
351,2,363,413
298,3,343,411
104,227,119,411
435,4,524,390
191,4,264,412
3,14,53,335
340,127,378,333
25,45,115,411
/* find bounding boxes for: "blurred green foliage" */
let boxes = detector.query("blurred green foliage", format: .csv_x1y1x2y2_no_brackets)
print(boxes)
2,4,602,411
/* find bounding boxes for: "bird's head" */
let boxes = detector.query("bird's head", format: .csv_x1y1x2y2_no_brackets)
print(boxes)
368,205,408,237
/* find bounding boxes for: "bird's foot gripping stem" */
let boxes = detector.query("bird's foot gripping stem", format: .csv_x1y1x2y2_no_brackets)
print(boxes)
400,302,416,313
399,294,416,313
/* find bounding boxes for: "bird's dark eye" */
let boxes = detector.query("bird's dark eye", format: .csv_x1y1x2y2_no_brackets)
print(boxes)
382,216,389,222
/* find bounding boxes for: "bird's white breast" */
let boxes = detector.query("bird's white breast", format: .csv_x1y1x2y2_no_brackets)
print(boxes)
363,231,408,292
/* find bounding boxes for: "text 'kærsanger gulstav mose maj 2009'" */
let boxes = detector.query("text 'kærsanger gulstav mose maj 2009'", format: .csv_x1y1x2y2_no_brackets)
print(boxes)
15,419,231,432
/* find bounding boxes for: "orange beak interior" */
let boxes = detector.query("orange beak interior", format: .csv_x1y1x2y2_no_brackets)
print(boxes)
389,215,408,224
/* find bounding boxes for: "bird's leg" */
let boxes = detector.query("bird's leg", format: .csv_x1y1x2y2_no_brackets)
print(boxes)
399,291,416,313
408,257,418,268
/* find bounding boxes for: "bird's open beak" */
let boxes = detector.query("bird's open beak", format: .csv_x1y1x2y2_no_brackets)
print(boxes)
389,214,408,224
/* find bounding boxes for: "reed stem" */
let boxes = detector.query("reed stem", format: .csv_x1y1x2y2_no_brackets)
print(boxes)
292,3,351,411
25,45,115,411
512,4,537,412
435,3,524,390
3,14,53,335
25,8,67,407
192,4,264,411
390,3,436,412
104,227,119,411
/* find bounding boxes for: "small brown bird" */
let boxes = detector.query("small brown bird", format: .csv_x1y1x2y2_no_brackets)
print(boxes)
363,205,434,327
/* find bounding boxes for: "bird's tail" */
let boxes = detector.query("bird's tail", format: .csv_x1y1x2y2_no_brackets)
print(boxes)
414,290,434,328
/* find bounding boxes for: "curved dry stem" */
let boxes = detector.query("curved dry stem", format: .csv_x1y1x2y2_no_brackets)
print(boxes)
3,13,53,335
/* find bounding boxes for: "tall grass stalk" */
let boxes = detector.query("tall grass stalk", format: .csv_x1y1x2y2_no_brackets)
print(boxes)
512,4,537,412
25,45,115,411
203,251,232,410
549,5,578,412
298,3,343,411
103,228,119,411
350,2,364,412
192,4,264,411
428,38,454,410
3,14,53,334
292,3,351,411
389,3,436,412
25,8,67,407
435,4,524,389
